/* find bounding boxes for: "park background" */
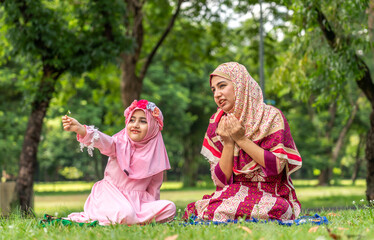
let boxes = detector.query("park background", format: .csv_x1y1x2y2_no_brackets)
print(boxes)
1,0,374,239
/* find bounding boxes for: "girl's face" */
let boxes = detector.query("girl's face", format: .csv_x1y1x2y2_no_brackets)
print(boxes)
210,76,235,112
127,109,148,142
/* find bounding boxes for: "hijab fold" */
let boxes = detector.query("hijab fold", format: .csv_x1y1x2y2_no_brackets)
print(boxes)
202,62,302,179
114,101,170,179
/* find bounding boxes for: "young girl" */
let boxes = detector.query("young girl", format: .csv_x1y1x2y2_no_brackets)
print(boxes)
61,99,176,225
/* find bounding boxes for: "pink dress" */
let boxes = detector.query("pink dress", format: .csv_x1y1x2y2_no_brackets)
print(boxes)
66,126,176,225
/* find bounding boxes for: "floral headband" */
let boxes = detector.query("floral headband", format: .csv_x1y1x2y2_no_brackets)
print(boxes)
124,99,163,130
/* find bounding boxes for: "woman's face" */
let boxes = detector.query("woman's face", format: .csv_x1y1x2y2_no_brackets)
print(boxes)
127,109,148,142
210,76,235,112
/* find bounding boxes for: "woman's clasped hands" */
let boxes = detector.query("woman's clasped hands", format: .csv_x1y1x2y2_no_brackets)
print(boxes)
216,113,246,145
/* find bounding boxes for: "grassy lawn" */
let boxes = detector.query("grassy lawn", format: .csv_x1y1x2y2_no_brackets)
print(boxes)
1,208,374,240
33,179,367,215
1,179,373,239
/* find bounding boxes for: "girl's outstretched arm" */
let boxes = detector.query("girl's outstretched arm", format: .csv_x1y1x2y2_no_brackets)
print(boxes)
62,115,116,157
62,115,87,137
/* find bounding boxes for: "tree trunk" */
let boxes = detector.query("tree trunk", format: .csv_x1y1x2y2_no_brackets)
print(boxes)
120,0,183,108
329,98,359,183
351,134,365,185
317,102,337,186
354,59,374,201
182,137,200,187
16,66,60,214
332,100,358,159
120,54,143,108
368,0,374,42
364,1,374,199
318,169,330,186
366,111,374,200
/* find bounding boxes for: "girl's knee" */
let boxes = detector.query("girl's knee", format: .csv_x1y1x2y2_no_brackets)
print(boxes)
162,201,177,217
169,201,176,212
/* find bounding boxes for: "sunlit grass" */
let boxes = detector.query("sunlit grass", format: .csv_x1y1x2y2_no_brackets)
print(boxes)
1,207,374,240
34,179,367,193
33,180,367,217
33,181,184,193
292,179,366,187
3,179,372,239
34,186,366,218
34,181,95,193
161,181,184,190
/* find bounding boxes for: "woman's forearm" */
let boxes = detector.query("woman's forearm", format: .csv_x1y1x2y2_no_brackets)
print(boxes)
236,138,265,167
219,143,235,181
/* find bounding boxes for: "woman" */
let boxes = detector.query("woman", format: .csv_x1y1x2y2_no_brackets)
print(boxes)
183,62,302,222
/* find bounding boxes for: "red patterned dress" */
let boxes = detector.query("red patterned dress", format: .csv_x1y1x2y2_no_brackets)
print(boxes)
183,62,302,222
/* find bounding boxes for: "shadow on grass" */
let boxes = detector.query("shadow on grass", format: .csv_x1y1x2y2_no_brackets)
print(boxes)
300,195,365,211
34,190,92,196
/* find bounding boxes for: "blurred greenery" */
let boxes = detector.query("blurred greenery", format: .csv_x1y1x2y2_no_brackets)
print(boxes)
0,0,371,191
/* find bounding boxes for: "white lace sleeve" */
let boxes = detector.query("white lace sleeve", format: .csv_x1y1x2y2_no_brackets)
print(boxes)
79,125,100,157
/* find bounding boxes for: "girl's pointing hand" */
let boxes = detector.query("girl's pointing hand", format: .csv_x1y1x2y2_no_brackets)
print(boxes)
62,115,86,136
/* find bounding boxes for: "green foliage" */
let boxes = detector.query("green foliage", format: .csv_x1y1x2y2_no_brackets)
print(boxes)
269,0,371,180
1,0,371,183
0,23,29,176
2,0,131,74
138,12,232,181
277,0,370,106
58,167,83,180
313,169,321,176
37,69,123,181
0,0,133,181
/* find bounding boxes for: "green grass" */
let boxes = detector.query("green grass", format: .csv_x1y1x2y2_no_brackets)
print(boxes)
33,179,367,193
1,208,374,240
33,179,367,215
34,181,95,193
1,179,372,239
33,181,189,193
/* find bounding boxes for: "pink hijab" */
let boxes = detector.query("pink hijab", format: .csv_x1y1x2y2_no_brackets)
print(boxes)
113,100,170,179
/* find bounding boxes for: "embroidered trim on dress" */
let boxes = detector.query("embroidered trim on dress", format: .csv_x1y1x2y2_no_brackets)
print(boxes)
79,125,99,157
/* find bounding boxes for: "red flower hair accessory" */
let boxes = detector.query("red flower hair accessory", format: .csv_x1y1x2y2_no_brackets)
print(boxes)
124,100,164,130
137,99,148,109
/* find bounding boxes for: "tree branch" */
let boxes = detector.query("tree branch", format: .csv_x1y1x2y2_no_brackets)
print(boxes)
139,0,183,80
355,55,374,106
368,0,374,42
131,0,143,8
326,101,337,140
331,95,361,161
314,6,374,107
93,0,114,41
124,0,144,63
314,7,337,49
